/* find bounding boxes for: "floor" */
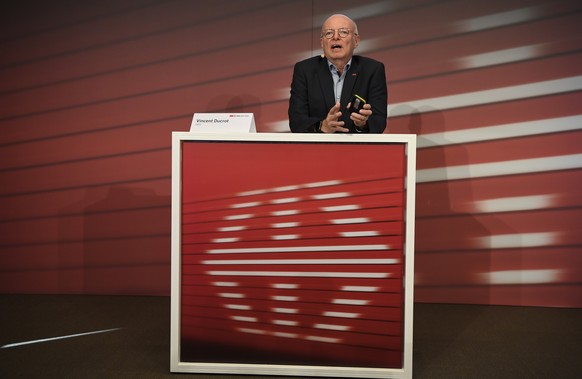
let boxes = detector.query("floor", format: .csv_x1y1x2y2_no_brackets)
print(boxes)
1,294,580,379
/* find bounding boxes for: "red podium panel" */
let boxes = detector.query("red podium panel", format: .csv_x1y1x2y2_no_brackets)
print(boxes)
171,132,416,379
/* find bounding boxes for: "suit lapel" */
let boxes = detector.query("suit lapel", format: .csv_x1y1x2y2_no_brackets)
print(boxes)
317,58,335,110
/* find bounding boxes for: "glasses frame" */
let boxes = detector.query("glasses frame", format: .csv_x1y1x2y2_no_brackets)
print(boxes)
321,28,356,39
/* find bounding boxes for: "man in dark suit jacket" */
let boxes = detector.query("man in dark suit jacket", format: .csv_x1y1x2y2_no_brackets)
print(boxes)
289,14,387,134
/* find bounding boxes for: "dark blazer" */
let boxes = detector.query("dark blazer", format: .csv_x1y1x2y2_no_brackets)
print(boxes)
288,55,387,133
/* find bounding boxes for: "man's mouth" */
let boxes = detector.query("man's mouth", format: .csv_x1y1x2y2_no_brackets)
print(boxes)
331,44,342,50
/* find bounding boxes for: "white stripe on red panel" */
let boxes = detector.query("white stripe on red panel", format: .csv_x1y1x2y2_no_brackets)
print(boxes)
417,153,582,182
472,194,557,213
456,6,542,32
458,44,543,69
340,286,380,292
323,311,360,318
207,271,391,278
474,232,560,249
477,269,563,285
207,244,390,254
201,258,399,265
389,76,582,116
417,116,582,148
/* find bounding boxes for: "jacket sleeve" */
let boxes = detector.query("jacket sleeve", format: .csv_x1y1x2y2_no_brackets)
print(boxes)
288,61,321,133
365,61,388,134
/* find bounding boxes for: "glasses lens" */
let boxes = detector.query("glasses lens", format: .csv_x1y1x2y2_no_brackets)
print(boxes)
323,29,350,39
323,29,351,39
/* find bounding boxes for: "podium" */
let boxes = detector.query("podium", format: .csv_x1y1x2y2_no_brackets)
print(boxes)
170,132,416,379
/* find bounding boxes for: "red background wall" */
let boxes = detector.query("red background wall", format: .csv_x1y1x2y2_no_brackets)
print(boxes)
1,0,581,306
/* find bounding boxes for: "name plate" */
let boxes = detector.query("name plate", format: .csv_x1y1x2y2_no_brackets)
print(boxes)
190,113,256,133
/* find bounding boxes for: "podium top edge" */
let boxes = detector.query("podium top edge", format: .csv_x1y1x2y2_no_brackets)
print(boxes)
172,131,417,144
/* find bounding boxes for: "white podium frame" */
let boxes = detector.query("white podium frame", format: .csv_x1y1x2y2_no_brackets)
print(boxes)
171,132,416,379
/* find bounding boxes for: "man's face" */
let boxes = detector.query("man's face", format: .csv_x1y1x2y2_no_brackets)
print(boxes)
320,15,359,62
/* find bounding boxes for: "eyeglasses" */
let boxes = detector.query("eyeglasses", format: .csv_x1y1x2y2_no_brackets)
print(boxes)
321,28,354,39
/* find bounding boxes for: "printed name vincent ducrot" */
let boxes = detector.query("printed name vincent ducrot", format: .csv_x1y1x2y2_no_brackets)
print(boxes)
195,114,249,123
195,118,229,123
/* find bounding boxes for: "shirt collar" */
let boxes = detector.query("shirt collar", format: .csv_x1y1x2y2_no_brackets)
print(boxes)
327,58,352,75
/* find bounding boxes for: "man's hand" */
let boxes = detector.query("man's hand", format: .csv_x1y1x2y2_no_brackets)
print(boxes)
349,103,372,130
320,102,349,133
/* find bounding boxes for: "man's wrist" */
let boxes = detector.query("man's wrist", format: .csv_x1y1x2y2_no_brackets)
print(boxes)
354,121,368,132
